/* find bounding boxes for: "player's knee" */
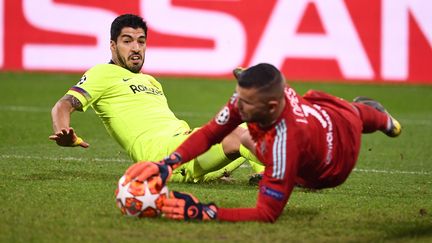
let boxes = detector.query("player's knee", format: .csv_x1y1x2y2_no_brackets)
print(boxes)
240,130,255,153
221,127,245,157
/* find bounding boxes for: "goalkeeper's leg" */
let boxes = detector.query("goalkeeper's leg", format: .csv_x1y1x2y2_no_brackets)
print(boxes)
352,97,402,137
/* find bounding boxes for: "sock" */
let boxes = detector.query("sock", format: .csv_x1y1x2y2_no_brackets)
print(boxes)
193,143,232,179
169,162,194,183
239,144,264,173
169,144,230,183
352,103,388,133
198,157,247,182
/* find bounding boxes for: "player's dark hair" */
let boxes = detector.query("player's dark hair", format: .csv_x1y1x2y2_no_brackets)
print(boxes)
110,14,147,41
236,63,284,94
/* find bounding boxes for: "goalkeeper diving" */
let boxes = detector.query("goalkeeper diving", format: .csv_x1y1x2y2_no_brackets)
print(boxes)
123,63,402,222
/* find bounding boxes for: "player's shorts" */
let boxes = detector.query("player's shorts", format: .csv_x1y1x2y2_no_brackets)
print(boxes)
129,127,202,182
131,129,195,162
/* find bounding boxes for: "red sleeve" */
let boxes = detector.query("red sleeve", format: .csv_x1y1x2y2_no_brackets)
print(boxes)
217,121,301,223
217,177,296,223
175,94,243,163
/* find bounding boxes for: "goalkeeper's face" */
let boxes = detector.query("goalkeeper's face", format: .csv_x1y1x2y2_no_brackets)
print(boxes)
236,85,272,124
236,84,284,127
110,27,146,73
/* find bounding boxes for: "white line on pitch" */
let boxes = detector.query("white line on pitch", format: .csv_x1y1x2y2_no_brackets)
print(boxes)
1,154,430,175
353,168,431,175
0,154,130,163
0,105,49,112
0,105,214,118
0,105,430,125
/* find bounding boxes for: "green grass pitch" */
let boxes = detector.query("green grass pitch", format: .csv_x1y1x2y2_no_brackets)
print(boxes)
0,72,431,242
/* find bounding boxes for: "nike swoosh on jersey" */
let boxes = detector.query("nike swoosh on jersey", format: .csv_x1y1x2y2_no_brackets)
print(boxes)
122,78,132,82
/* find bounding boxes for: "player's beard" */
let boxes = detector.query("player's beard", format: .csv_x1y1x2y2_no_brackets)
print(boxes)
240,109,272,126
116,49,144,73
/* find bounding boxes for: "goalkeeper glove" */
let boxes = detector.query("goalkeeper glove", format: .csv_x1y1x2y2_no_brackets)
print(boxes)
162,191,218,221
123,152,182,186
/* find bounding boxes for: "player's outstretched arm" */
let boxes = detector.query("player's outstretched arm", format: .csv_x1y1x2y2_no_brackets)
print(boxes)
49,95,89,148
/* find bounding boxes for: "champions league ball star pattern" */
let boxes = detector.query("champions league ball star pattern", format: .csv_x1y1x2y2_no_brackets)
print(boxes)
115,175,169,217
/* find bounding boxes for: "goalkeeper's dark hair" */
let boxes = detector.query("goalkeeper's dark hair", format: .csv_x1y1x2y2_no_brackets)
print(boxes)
110,14,147,41
235,63,285,99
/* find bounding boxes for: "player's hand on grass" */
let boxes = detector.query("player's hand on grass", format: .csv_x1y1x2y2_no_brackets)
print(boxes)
123,152,182,186
162,191,218,221
49,128,89,148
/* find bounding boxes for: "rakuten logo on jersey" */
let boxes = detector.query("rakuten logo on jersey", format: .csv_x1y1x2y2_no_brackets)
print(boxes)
1,0,431,83
129,84,163,95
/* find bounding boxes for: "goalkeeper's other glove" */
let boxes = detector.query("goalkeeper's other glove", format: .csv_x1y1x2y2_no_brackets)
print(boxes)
162,191,218,221
122,152,182,186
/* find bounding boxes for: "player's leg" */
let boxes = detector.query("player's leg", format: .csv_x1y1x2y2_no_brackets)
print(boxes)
193,128,264,183
238,129,264,185
167,127,243,182
170,142,245,182
352,97,402,137
193,125,263,173
194,157,247,182
170,126,262,182
217,126,264,178
239,130,264,173
191,126,253,179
